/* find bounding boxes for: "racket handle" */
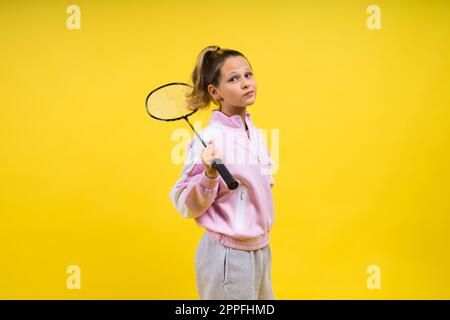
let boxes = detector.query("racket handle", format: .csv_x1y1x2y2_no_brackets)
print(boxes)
212,159,239,190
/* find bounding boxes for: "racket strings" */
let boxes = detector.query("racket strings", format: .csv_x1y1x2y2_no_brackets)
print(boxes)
147,84,194,120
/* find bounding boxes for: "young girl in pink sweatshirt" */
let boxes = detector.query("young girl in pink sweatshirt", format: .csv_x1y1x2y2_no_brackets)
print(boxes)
169,45,275,300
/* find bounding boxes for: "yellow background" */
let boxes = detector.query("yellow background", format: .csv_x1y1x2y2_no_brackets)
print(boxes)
1,0,449,299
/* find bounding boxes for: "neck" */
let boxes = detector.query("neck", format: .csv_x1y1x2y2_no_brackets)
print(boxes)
219,105,247,129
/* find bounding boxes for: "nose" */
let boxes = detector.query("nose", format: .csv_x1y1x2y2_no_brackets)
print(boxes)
241,78,251,88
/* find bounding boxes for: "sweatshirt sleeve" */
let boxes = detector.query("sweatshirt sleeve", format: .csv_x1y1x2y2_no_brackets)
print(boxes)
169,137,220,219
266,148,275,189
256,129,275,189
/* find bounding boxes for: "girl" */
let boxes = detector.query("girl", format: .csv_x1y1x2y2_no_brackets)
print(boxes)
169,45,275,300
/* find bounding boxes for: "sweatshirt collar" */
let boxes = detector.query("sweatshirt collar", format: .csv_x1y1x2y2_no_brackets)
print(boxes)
210,109,252,130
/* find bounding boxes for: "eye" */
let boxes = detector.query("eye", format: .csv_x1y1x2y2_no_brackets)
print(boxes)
229,72,253,82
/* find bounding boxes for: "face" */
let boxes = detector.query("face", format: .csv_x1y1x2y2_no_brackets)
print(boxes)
208,55,257,109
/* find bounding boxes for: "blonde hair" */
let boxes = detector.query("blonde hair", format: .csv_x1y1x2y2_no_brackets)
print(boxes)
186,45,251,110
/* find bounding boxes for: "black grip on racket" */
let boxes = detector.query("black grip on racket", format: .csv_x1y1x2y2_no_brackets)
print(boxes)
212,159,239,190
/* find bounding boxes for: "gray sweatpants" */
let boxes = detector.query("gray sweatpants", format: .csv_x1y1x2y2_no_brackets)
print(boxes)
195,232,275,300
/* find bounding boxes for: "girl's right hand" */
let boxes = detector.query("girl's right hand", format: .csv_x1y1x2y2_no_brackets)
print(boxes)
201,140,220,179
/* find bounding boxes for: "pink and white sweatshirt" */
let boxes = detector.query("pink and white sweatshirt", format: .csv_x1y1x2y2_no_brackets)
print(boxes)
169,109,275,250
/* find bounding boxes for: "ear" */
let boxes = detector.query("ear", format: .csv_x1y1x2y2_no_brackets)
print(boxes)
207,84,222,101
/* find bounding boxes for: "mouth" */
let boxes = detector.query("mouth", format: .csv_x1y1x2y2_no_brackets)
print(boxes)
243,90,255,97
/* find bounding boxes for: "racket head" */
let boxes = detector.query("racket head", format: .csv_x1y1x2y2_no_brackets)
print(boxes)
145,82,198,121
